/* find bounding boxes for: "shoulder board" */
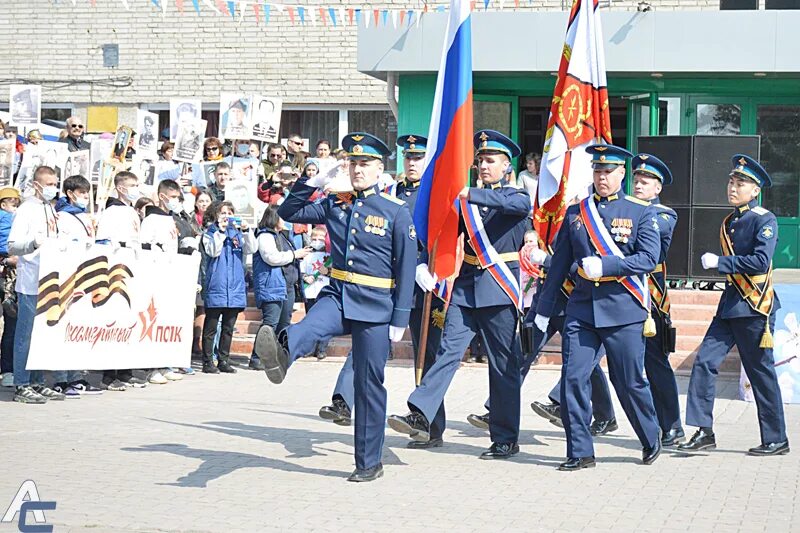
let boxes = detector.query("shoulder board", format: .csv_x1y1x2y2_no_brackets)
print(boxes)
752,206,769,215
624,196,649,206
380,192,405,205
654,203,676,214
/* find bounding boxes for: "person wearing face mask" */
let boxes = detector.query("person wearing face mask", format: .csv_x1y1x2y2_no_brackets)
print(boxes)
95,171,148,391
299,226,331,360
248,205,311,371
7,166,67,404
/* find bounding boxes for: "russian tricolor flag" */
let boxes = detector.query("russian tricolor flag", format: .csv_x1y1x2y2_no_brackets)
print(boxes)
413,0,473,281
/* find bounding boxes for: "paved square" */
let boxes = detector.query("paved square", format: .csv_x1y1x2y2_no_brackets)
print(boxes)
1,360,798,533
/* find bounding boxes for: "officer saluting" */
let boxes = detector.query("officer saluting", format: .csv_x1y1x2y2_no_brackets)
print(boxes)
317,135,448,447
388,130,531,459
679,155,789,456
257,132,417,482
534,145,663,470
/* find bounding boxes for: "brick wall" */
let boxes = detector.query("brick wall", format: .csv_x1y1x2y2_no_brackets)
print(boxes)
0,0,721,108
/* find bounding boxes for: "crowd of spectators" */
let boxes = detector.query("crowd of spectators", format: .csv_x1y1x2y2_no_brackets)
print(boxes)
0,115,542,404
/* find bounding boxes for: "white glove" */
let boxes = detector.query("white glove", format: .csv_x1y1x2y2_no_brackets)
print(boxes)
389,326,405,343
306,161,339,188
530,248,548,266
180,236,199,250
582,256,603,279
415,264,438,292
701,253,719,270
534,314,550,332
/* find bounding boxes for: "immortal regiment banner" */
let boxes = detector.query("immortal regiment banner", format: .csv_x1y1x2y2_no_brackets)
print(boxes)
9,84,41,126
534,0,612,247
26,241,200,371
250,95,282,143
740,284,800,404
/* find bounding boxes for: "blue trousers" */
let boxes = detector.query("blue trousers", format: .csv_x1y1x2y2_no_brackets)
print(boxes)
409,303,522,444
331,300,446,437
561,316,660,458
13,293,43,387
252,290,295,363
549,365,615,422
686,313,786,444
287,295,389,470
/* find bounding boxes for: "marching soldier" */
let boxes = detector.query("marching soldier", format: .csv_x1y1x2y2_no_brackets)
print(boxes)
534,145,662,470
257,132,417,482
679,155,789,456
388,130,531,459
318,135,449,450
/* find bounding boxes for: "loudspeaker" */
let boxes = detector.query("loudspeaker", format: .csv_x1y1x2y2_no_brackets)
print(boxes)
637,136,692,206
692,135,760,207
689,207,730,280
666,207,691,278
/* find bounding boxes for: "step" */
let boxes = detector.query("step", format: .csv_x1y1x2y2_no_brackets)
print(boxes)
230,334,416,359
667,290,722,306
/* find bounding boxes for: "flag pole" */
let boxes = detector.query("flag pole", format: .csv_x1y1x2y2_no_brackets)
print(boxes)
415,239,437,386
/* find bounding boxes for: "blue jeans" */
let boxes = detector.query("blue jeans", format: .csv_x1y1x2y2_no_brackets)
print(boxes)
52,370,82,384
13,293,43,387
251,289,294,362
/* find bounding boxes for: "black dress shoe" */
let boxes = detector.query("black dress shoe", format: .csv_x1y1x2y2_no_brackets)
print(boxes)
558,456,596,471
677,428,716,452
319,398,352,426
530,401,562,425
248,359,265,371
590,418,618,436
466,413,490,430
748,441,790,456
407,437,444,449
255,326,289,384
347,464,383,482
387,411,430,442
218,362,237,373
479,442,519,460
202,364,220,374
642,435,662,465
661,428,685,447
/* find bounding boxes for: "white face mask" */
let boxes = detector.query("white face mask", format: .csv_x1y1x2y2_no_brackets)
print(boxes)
164,197,182,213
124,187,141,202
40,185,58,202
74,198,88,210
310,240,325,251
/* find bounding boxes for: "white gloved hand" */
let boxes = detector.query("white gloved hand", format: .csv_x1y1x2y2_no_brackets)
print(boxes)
415,263,438,292
530,248,548,266
180,236,199,250
582,256,603,279
306,161,339,188
701,253,719,270
389,326,405,343
534,314,550,332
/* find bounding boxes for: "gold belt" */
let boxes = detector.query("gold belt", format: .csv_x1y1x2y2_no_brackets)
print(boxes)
330,268,395,289
463,252,520,267
577,266,620,283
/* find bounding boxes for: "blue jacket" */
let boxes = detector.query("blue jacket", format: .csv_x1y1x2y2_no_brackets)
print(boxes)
714,198,781,319
537,191,660,328
0,209,13,256
203,224,249,309
252,229,288,306
278,178,416,327
450,184,532,309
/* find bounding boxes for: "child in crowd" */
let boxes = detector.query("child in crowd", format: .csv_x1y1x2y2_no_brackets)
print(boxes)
519,229,541,312
249,205,310,370
201,201,256,374
0,187,19,387
300,226,331,360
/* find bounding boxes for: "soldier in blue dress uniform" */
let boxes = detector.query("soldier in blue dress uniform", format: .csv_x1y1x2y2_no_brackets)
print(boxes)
679,154,789,456
534,145,663,470
318,135,448,449
256,132,418,482
387,130,531,459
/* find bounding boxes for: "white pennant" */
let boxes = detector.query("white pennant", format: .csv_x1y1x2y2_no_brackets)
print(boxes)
202,0,220,13
309,5,317,25
391,9,397,28
119,0,130,9
339,6,346,26
365,6,370,28
239,0,249,22
416,8,422,27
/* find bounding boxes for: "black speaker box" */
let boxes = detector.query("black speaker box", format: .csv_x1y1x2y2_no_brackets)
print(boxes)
689,207,730,280
666,207,691,278
691,136,760,207
637,136,692,206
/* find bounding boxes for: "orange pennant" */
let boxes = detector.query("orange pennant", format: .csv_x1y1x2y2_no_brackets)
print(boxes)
319,6,326,25
287,6,295,24
348,8,354,24
252,2,260,23
175,0,184,12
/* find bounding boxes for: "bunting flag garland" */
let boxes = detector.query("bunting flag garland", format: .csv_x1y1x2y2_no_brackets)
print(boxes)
319,6,326,25
348,8,354,25
373,9,379,26
150,0,160,8
286,5,294,23
215,0,228,15
399,9,405,26
263,2,270,23
227,0,236,18
297,5,304,24
328,7,336,26
252,1,260,22
354,8,361,25
192,0,200,13
175,0,184,12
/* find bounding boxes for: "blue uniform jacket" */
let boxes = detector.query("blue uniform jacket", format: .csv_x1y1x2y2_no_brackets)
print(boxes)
450,184,531,309
649,197,677,293
537,191,660,328
278,177,417,328
714,199,781,319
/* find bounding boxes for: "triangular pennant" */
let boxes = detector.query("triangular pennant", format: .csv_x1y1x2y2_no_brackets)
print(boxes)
373,9,379,26
120,0,131,9
175,0,184,12
309,5,316,25
328,7,336,26
399,9,405,26
514,0,520,6
274,3,284,12
437,5,446,12
202,0,219,13
391,10,397,29
227,0,235,18
216,0,228,15
264,3,270,23
151,0,160,8
90,0,97,7
298,6,305,24
319,6,326,26
484,0,490,10
287,5,295,23
499,0,505,10
339,7,345,26
381,9,388,26
252,2,260,23
354,8,360,25
191,0,200,13
239,0,248,21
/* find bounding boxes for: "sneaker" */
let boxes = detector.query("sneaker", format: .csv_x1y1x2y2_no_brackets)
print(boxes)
52,382,81,398
14,385,47,404
126,376,148,388
32,385,67,401
70,380,103,395
101,379,127,391
1,373,14,387
177,367,195,375
163,369,183,381
148,370,168,384
202,363,220,374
